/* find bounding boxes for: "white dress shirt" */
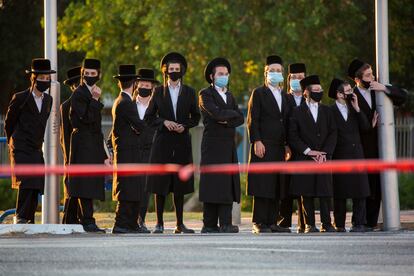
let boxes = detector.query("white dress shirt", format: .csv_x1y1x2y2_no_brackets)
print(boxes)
358,86,372,109
32,91,44,112
136,96,149,120
214,85,227,104
268,85,282,111
303,100,319,155
293,94,302,107
336,100,348,121
168,80,181,118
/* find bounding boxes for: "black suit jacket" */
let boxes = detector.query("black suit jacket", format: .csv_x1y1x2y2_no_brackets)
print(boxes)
4,89,52,190
286,93,306,109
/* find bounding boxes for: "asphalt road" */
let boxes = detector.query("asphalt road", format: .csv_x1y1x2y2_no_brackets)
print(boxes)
0,230,413,275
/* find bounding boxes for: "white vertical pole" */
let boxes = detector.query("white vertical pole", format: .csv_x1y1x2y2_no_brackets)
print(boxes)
42,0,60,224
375,0,400,231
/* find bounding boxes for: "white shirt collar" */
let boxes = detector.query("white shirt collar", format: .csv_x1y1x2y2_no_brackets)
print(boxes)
306,99,318,108
214,85,227,93
268,84,281,94
168,80,181,90
32,91,45,100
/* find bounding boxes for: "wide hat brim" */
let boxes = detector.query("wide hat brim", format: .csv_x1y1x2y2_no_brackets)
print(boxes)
204,57,231,83
63,76,81,86
160,52,187,74
25,69,56,74
113,74,139,80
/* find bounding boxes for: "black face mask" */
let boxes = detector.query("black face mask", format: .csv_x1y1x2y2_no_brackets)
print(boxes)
309,91,323,102
361,80,371,89
168,71,182,81
138,88,152,97
36,80,50,92
84,76,99,86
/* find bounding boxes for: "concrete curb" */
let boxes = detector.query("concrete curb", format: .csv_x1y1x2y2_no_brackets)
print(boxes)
0,224,85,235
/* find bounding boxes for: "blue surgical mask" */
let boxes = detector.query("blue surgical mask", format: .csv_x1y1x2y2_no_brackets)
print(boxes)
267,72,284,86
214,75,229,88
290,79,302,92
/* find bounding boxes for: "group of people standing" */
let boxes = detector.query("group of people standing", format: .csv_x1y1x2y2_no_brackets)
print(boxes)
4,52,406,234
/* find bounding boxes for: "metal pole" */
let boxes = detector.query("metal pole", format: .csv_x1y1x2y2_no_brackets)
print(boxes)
42,0,60,224
375,0,400,231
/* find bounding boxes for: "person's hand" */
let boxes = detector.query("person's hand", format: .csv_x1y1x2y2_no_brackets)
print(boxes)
91,85,102,100
307,150,326,163
350,93,360,112
372,111,379,128
104,158,112,166
370,81,387,92
218,121,227,124
163,120,179,131
175,124,185,133
254,141,265,158
284,146,291,161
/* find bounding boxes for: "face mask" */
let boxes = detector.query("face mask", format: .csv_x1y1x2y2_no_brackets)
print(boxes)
214,75,229,88
138,88,152,97
361,80,371,89
290,79,301,92
309,91,323,102
267,72,284,86
168,71,182,81
84,76,99,86
36,80,50,92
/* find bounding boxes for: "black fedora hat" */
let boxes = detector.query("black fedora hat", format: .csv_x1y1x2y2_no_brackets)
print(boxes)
25,58,56,74
328,78,344,99
137,68,159,83
266,55,283,66
204,57,231,83
288,63,306,74
160,52,188,75
82,58,101,70
300,75,320,91
113,64,138,81
347,58,366,79
63,66,81,86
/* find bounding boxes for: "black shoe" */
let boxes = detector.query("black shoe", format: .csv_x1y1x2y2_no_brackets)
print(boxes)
201,226,220,233
174,224,195,234
83,223,106,233
220,224,239,233
270,224,291,233
350,225,366,233
252,223,271,234
152,223,164,234
321,224,336,233
15,217,30,224
304,225,320,233
137,223,151,234
112,226,136,234
335,226,347,232
297,227,305,233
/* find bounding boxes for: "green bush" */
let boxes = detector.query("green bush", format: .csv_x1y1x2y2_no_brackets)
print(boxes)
0,178,16,211
399,173,414,210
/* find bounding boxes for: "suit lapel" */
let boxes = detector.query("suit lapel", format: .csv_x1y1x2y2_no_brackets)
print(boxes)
264,86,282,115
27,92,40,114
176,85,185,120
211,86,227,107
163,86,176,120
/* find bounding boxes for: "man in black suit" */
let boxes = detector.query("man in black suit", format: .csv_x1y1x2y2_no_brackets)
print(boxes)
4,58,55,224
288,75,337,233
66,58,110,233
199,57,244,233
60,66,82,224
247,55,291,234
328,78,371,232
134,68,159,233
145,52,200,234
278,63,307,233
110,65,147,234
347,59,407,230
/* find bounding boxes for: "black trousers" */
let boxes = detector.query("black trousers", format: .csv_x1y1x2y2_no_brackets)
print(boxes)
366,175,382,227
64,197,95,225
155,193,184,226
334,198,366,228
139,192,150,224
302,197,332,227
252,197,278,226
203,203,232,228
62,197,83,224
278,197,305,229
16,189,40,223
114,200,140,230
